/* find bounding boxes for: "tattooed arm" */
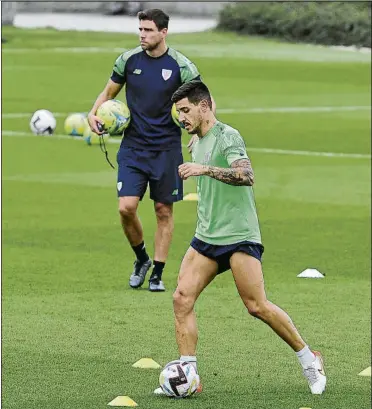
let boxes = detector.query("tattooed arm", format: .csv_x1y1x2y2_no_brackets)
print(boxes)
204,158,254,186
178,158,254,186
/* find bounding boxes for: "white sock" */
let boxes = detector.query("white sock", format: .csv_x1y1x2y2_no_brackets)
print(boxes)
180,355,197,372
296,345,316,368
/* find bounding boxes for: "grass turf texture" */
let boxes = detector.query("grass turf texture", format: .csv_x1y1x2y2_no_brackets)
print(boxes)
2,27,371,409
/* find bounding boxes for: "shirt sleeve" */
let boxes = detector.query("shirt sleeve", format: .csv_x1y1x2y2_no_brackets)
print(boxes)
180,62,201,84
110,53,126,84
218,131,249,166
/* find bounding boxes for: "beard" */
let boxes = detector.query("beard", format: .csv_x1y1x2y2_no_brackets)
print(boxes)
184,114,202,135
184,123,199,135
141,40,161,51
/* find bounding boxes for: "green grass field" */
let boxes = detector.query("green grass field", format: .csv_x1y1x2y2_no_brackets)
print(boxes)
2,27,371,409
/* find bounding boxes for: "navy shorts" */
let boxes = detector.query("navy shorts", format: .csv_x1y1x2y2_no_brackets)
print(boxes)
116,147,183,203
190,237,264,274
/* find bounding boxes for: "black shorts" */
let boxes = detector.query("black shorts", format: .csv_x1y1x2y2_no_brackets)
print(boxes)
190,237,264,274
116,147,183,203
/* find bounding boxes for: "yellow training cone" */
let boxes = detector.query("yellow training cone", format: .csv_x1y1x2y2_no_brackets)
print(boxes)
132,358,161,369
108,396,138,407
358,366,371,376
183,193,198,201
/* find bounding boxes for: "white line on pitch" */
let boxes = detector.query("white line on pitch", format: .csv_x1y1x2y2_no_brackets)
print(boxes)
218,105,371,114
246,147,370,159
2,130,370,159
2,105,371,119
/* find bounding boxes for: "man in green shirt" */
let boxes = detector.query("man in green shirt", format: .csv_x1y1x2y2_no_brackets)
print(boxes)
154,80,326,396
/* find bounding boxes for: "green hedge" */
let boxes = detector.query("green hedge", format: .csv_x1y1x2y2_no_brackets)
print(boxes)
218,2,371,48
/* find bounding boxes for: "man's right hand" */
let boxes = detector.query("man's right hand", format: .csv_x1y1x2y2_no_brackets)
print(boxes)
88,113,105,134
187,134,198,153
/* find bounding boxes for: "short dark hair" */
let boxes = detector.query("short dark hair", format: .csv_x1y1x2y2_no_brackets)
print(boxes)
171,80,212,109
137,9,169,30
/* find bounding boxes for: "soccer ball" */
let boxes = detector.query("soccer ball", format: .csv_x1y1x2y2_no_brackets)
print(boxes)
29,109,56,135
96,99,130,135
171,104,184,128
83,125,109,146
159,361,199,398
64,113,88,136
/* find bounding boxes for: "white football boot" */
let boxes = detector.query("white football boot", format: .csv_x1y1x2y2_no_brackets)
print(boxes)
303,351,326,395
153,387,165,395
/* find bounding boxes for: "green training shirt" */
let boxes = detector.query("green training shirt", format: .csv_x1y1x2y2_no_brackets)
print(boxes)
191,121,262,245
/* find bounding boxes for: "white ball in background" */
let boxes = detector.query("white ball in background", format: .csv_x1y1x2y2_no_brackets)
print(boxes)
29,109,57,135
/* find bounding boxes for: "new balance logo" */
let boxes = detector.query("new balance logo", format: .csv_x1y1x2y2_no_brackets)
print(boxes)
133,69,142,74
172,189,179,196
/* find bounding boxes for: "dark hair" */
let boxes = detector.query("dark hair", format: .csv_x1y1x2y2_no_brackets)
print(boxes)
171,80,212,109
137,9,169,30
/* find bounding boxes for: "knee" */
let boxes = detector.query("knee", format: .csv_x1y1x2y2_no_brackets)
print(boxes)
155,203,173,223
173,288,194,316
246,300,271,320
118,202,137,219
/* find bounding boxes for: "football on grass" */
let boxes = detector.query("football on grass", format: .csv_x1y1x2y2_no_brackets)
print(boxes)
159,361,199,398
30,109,56,135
